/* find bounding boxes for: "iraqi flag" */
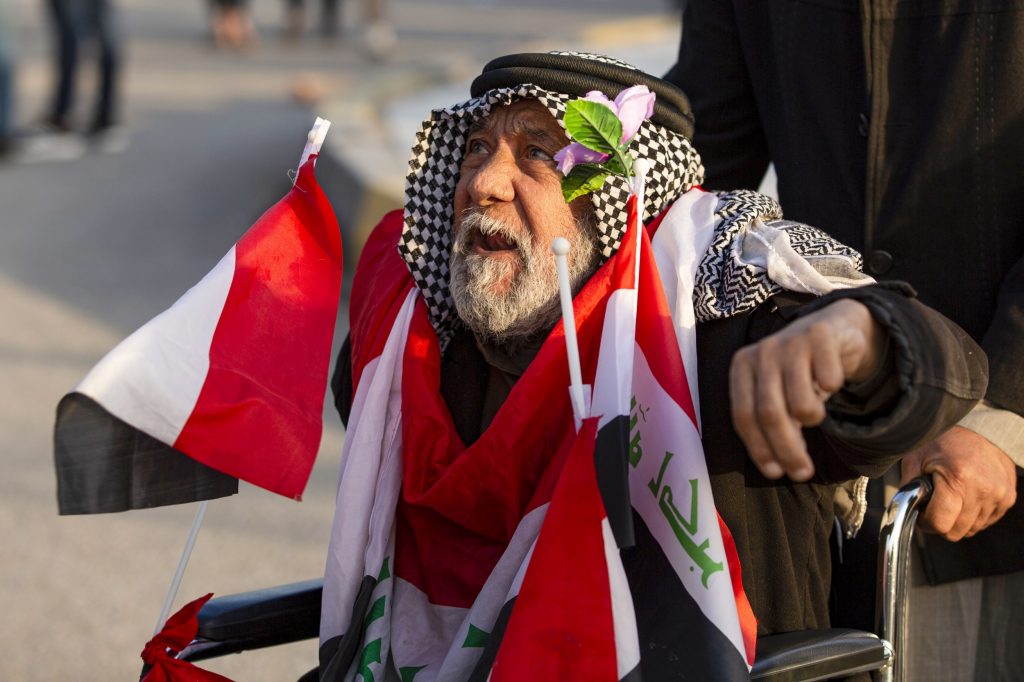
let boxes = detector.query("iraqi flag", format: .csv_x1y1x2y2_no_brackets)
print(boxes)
320,190,754,680
603,190,758,677
54,120,342,514
495,191,756,680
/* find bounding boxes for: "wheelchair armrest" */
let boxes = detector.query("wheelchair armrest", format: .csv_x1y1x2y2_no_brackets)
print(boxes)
751,628,891,681
178,578,323,662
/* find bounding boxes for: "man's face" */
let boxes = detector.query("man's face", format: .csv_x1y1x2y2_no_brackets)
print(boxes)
450,99,598,341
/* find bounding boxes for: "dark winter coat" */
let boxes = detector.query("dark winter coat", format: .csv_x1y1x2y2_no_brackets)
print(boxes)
668,0,1024,583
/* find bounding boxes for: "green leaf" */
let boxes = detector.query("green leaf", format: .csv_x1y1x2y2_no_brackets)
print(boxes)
600,155,629,177
563,100,622,156
561,165,610,203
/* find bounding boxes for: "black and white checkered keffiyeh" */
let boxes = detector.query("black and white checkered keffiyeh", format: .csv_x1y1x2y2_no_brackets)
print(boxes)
399,52,705,343
397,51,864,349
694,189,865,321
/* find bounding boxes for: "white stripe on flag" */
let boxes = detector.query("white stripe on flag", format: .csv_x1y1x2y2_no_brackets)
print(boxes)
321,290,418,645
76,247,237,445
602,519,640,678
591,289,638,428
649,190,719,429
630,345,748,661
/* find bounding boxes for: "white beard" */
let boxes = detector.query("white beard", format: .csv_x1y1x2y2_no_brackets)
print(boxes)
449,211,598,342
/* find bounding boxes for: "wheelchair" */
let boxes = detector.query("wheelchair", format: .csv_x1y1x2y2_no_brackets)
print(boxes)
172,477,933,681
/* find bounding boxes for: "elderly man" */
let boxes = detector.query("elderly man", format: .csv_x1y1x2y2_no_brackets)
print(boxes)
319,52,985,681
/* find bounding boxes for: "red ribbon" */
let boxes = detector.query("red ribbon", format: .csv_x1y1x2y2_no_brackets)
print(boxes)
141,593,234,682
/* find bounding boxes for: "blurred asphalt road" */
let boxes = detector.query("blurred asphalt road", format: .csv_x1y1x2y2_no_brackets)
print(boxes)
0,0,679,679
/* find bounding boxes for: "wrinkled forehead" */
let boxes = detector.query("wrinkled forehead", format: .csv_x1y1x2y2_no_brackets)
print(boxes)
467,99,567,141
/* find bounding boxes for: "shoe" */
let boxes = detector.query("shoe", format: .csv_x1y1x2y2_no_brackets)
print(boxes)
15,129,87,163
88,125,131,155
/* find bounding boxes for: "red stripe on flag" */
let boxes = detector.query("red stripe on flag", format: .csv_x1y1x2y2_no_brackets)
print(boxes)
633,224,700,428
174,157,342,499
717,512,758,665
491,418,619,681
348,210,416,392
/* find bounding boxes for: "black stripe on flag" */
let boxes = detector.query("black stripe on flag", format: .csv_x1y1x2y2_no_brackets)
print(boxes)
54,393,237,514
623,511,750,681
595,414,635,548
467,596,515,682
319,574,377,680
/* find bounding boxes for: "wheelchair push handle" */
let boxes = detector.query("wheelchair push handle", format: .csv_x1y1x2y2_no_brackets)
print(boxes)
882,475,933,526
875,473,933,682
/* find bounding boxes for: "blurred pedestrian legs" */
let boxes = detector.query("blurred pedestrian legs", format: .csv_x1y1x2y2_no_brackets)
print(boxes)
283,0,341,41
45,0,122,135
0,0,14,157
27,0,127,159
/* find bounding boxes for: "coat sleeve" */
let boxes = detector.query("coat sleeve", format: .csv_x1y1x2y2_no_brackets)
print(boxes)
785,285,989,480
664,0,770,191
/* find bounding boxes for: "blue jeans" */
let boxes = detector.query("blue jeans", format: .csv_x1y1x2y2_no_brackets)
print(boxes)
47,0,120,131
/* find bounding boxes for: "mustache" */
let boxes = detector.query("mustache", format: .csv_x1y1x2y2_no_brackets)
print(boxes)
452,210,530,256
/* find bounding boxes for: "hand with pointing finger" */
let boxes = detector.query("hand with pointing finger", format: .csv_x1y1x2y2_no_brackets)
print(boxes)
729,298,887,482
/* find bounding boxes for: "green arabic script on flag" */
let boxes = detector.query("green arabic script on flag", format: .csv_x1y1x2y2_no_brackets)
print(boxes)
629,397,724,588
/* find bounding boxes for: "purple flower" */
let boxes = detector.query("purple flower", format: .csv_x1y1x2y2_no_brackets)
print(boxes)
582,85,656,143
612,85,656,142
554,142,609,176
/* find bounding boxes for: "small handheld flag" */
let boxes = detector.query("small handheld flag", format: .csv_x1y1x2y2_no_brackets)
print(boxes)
54,119,343,514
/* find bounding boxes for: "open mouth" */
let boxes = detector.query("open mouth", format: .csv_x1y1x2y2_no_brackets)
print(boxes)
472,229,518,253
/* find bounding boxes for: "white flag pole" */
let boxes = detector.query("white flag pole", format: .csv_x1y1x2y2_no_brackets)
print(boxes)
552,237,589,427
154,499,210,634
296,116,332,178
631,158,650,289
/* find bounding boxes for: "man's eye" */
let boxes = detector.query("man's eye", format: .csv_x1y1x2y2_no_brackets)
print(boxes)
467,140,488,155
528,147,553,162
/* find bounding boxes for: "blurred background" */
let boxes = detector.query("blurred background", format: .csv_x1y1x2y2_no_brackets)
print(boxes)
0,0,684,678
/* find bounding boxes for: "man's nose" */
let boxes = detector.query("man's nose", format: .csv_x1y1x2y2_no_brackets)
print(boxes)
467,146,517,206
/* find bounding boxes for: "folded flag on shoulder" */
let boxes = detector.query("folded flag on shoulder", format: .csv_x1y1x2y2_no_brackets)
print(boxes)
54,120,342,514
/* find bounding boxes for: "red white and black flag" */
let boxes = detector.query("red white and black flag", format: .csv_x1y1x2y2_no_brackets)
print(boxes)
54,139,342,514
612,190,758,677
320,189,755,680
